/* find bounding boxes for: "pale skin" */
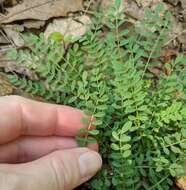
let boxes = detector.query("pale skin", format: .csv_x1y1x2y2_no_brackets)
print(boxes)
0,95,102,190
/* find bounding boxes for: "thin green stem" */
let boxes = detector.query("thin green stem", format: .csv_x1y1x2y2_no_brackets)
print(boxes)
142,27,166,78
165,138,186,148
148,175,169,190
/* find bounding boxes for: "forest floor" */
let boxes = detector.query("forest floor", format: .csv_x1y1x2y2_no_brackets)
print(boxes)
0,0,186,189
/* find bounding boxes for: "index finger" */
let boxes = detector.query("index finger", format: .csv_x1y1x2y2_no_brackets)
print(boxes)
0,96,87,144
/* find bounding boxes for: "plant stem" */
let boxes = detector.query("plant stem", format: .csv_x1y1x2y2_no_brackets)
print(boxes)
142,27,166,78
148,175,169,190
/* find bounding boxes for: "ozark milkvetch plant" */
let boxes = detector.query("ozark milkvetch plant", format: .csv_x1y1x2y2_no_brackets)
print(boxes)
7,1,186,189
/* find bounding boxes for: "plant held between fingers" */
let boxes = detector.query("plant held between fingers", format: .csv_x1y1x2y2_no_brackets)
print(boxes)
7,0,186,189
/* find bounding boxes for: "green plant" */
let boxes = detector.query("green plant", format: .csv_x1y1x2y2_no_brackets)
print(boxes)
7,1,186,189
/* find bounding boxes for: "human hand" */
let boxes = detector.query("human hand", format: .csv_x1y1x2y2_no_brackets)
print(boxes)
0,96,102,190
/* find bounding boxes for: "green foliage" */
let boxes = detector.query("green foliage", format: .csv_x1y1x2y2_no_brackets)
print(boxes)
7,1,186,189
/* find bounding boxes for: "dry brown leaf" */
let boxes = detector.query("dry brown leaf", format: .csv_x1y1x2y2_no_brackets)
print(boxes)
4,0,18,6
0,72,13,96
3,24,24,47
0,56,38,80
175,163,186,190
0,0,5,4
45,15,91,39
23,20,45,29
166,0,179,6
4,61,38,80
0,0,83,23
176,176,186,190
0,34,9,44
134,0,155,8
180,0,186,23
181,0,186,9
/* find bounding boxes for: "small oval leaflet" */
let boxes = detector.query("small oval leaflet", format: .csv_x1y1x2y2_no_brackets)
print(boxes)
121,121,132,133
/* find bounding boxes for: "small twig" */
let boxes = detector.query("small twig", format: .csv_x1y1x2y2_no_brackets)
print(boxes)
83,0,95,16
0,45,14,52
0,59,14,62
82,9,95,15
163,30,186,47
142,27,165,78
0,29,16,47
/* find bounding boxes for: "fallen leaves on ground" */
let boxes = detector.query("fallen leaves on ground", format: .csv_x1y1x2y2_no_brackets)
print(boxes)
177,176,186,190
45,15,91,39
0,0,83,23
0,72,13,96
3,24,24,46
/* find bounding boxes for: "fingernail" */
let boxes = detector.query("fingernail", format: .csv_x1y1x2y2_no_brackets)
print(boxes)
79,151,102,178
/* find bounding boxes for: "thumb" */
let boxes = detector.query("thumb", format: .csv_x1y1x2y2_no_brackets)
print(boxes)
0,148,102,190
